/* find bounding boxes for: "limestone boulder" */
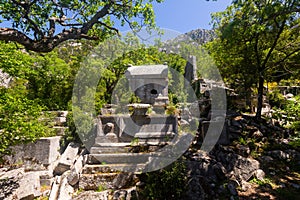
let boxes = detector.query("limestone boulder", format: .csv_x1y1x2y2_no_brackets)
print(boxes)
67,153,84,186
0,169,41,200
232,155,260,182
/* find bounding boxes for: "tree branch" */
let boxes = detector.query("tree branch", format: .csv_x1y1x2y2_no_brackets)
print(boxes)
96,21,120,35
81,4,111,34
0,28,96,52
275,47,300,66
0,3,114,52
261,19,286,69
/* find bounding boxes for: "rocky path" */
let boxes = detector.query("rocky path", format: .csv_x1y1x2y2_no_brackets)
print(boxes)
0,112,299,199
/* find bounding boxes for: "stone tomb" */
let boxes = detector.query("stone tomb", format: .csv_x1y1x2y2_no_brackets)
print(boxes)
87,65,178,170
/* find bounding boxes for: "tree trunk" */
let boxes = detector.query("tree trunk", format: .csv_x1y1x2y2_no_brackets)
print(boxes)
256,76,264,119
245,84,252,112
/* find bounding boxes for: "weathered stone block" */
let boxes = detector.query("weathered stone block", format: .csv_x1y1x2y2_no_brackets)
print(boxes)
233,156,260,182
39,170,54,187
0,169,41,200
0,168,25,199
57,174,74,200
79,173,119,190
5,137,61,168
54,142,80,175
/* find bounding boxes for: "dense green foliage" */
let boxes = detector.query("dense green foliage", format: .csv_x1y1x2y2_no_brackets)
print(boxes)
0,42,58,159
269,91,300,132
207,0,300,118
0,0,164,52
0,0,299,180
0,83,54,158
139,161,187,200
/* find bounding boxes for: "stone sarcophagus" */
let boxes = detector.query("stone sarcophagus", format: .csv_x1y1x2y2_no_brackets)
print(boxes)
125,64,169,107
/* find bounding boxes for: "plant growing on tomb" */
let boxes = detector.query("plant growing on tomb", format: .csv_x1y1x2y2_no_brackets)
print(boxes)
96,184,107,192
165,105,179,116
130,137,140,146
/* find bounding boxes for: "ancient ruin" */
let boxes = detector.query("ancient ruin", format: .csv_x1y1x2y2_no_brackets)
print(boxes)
2,59,300,200
87,64,182,172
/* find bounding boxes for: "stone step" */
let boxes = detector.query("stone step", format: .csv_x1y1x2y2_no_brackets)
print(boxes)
87,153,153,165
93,141,170,147
90,142,171,154
90,146,131,154
82,164,146,174
134,132,175,139
137,138,173,143
53,126,68,136
123,124,176,134
93,143,132,147
79,173,119,190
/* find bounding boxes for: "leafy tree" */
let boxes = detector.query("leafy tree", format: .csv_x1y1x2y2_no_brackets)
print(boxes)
208,0,300,118
0,0,164,52
0,40,78,110
0,41,33,78
28,50,74,110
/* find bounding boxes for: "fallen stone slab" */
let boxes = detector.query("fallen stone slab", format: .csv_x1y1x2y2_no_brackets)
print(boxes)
54,142,80,175
0,167,25,179
57,173,74,200
67,153,84,186
49,176,62,200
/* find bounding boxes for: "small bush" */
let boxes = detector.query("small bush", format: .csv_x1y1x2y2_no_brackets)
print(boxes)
139,160,187,200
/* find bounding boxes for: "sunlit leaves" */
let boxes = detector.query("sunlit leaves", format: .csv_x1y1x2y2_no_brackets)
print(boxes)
208,0,300,116
0,0,164,39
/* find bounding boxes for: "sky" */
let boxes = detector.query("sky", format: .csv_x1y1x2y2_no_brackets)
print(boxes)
0,0,233,38
120,0,233,34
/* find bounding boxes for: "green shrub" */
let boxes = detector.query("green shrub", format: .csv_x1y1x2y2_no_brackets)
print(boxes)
271,95,300,132
140,160,187,200
0,83,54,161
268,90,286,109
